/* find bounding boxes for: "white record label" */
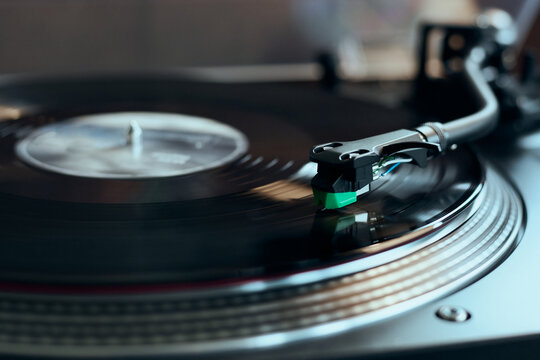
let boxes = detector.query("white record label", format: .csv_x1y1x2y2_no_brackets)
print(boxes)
15,112,249,179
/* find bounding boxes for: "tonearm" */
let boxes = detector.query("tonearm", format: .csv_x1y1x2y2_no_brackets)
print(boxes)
310,10,533,209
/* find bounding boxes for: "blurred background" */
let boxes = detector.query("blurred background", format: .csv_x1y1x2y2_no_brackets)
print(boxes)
0,0,537,79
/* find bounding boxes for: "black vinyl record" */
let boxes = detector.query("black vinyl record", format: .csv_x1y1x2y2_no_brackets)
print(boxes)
0,76,482,291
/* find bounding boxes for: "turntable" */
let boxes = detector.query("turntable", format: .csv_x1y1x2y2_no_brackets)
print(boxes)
0,5,538,360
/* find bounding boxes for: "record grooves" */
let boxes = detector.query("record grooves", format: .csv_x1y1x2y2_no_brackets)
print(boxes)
0,76,525,356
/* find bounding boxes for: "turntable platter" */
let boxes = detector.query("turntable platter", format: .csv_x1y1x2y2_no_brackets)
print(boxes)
0,76,524,356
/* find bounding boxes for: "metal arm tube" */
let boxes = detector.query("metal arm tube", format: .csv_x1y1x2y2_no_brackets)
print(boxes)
415,48,499,151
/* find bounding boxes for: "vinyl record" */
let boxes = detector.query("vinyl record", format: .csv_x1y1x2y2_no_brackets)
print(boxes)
0,76,483,288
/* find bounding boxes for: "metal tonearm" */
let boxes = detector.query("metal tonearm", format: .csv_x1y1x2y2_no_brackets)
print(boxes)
311,11,515,209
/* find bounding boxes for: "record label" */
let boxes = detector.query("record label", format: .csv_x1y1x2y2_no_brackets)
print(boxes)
15,112,249,179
